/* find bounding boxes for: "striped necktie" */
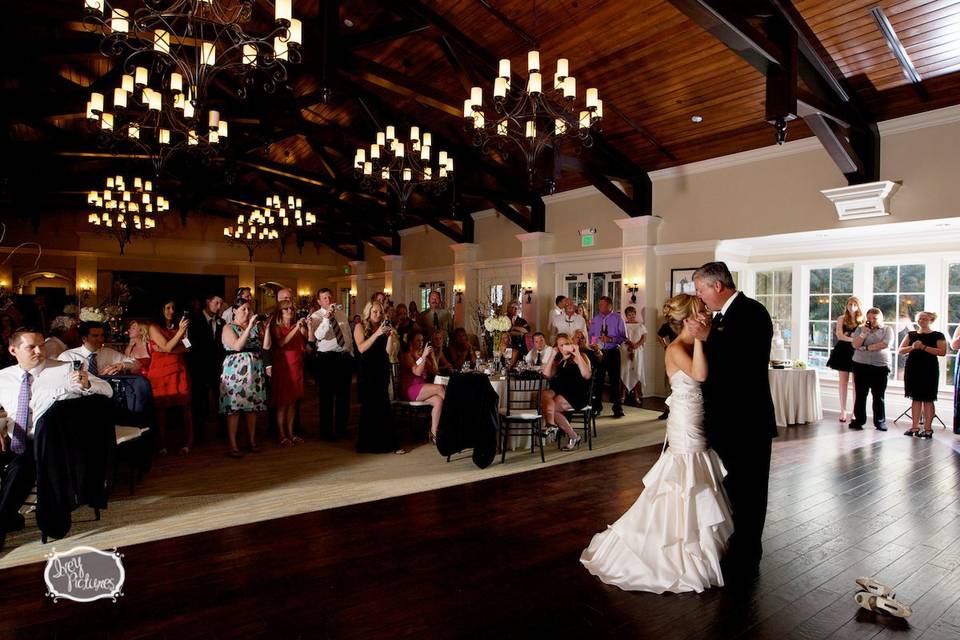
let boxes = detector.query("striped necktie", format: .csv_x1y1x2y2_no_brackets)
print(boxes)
329,310,345,348
11,371,32,455
87,352,99,376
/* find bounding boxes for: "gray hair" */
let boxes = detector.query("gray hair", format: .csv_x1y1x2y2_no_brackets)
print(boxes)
693,262,736,290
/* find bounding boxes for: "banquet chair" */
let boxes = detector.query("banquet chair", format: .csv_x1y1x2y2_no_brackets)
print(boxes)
389,361,433,442
560,366,601,451
107,375,155,495
499,371,545,463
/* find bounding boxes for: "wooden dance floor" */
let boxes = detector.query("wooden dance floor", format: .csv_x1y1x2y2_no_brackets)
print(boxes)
3,418,960,639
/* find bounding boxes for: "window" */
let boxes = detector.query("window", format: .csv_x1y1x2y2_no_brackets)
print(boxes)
489,284,504,306
419,281,447,311
807,266,853,370
339,288,352,316
872,264,925,380
947,263,960,385
756,269,793,353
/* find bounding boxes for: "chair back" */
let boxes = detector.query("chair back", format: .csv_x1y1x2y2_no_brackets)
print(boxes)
505,371,543,416
389,361,402,402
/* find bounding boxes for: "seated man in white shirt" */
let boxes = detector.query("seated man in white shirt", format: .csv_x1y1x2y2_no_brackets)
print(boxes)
58,321,140,375
0,327,113,549
525,332,555,368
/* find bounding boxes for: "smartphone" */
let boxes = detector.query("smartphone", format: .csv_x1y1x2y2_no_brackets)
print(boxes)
71,360,82,372
296,308,309,320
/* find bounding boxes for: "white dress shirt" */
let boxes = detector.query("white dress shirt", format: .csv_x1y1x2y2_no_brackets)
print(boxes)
59,345,141,373
0,360,113,438
717,291,741,317
308,307,354,354
549,312,587,343
221,307,236,325
525,345,555,367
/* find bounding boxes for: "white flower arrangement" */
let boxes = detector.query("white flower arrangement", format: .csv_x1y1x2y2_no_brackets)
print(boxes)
483,315,512,332
793,360,807,369
62,304,78,316
49,315,77,332
79,307,107,322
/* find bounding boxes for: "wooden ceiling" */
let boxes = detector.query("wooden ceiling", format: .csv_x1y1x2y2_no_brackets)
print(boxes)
2,0,960,259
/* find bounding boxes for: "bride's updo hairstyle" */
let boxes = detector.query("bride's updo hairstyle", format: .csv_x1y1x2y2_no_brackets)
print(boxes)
661,294,706,336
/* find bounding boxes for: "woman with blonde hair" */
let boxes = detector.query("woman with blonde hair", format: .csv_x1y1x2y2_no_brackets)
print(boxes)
270,300,309,446
898,311,947,439
354,301,404,453
125,319,152,373
827,296,864,422
581,293,732,593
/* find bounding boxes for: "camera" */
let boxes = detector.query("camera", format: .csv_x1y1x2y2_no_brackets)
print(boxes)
296,308,309,320
71,360,82,372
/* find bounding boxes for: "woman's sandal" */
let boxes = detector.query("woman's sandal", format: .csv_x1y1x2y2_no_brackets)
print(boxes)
918,430,934,440
292,436,304,445
178,446,190,456
903,428,919,437
279,438,293,448
429,431,438,445
562,436,582,451
394,448,407,455
855,577,894,597
854,591,912,618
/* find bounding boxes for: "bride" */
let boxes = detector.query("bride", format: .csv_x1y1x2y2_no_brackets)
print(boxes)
580,293,733,593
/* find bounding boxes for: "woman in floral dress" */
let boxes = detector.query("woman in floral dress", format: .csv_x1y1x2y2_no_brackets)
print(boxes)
220,299,271,458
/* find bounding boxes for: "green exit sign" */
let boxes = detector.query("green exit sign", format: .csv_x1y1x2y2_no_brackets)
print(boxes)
581,234,595,248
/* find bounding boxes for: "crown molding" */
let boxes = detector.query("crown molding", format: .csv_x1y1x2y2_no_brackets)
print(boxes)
542,185,603,204
654,240,721,256
877,104,960,136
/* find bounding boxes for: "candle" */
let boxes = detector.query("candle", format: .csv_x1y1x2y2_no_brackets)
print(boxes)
201,42,216,66
243,44,257,66
154,29,170,54
402,168,412,182
527,50,540,72
376,131,386,146
528,72,541,94
494,77,507,99
563,76,576,99
410,126,419,141
586,88,598,109
100,113,113,130
525,121,536,138
121,74,134,93
170,72,183,93
208,110,220,129
217,121,228,138
135,66,148,86
110,8,128,33
275,0,292,23
470,86,482,107
423,132,432,147
497,119,508,136
499,58,511,79
289,19,302,45
386,125,395,140
555,119,567,135
420,145,430,160
556,58,569,78
90,92,104,113
113,88,126,108
463,99,473,118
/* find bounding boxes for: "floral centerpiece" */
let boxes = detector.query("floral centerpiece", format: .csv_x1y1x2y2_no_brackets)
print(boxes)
474,300,511,358
79,307,107,323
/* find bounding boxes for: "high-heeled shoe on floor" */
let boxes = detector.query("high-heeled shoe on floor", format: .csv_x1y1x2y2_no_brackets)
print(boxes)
562,436,582,451
854,591,911,617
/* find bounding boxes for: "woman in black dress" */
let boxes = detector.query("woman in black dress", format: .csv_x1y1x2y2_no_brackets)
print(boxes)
353,301,404,454
951,325,960,436
827,296,863,423
898,311,947,439
541,334,593,450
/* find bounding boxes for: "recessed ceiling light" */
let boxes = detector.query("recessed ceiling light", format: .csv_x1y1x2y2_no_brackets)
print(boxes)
691,115,703,123
343,18,355,27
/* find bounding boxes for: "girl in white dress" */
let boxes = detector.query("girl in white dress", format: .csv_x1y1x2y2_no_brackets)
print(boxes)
580,294,733,593
620,306,646,406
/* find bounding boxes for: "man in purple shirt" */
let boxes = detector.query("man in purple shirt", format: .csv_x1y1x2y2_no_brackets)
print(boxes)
589,296,626,418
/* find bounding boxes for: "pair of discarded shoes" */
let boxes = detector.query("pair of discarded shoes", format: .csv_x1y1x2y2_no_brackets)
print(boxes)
855,577,912,618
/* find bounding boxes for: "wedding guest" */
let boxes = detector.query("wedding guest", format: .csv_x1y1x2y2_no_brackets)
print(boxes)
221,300,270,457
541,334,593,450
430,329,454,374
418,290,452,339
307,288,354,442
354,301,404,454
656,320,677,420
270,300,308,447
393,303,413,345
370,291,388,308
0,327,113,550
620,306,646,406
276,287,293,306
59,321,140,375
550,297,588,345
589,296,626,418
221,287,252,325
850,308,894,431
827,297,863,423
951,325,960,435
147,300,193,455
507,301,530,357
899,311,947,439
124,320,152,372
495,332,520,369
574,328,603,414
187,294,225,442
44,316,78,359
408,300,420,325
399,330,445,443
525,332,554,368
446,327,477,370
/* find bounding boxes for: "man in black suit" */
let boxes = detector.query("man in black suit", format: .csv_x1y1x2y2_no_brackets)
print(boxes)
688,262,777,579
187,294,225,443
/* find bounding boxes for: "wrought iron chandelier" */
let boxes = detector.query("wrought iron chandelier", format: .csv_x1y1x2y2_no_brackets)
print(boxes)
353,126,453,216
81,0,302,170
464,51,602,191
223,193,318,260
87,174,171,254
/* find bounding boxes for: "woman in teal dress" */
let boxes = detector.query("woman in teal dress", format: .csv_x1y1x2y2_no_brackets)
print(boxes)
220,299,272,458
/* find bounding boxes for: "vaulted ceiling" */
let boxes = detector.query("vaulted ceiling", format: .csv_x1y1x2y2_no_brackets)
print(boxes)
2,0,959,259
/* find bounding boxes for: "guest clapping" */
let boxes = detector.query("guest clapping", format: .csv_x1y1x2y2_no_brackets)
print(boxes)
147,300,193,455
221,300,271,457
524,332,554,367
850,308,894,431
446,327,476,370
354,302,404,454
827,297,863,423
270,300,308,447
541,334,593,450
399,331,445,443
898,311,947,439
59,321,141,375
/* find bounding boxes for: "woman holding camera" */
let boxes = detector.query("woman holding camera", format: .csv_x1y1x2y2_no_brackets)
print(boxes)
850,308,894,431
400,330,445,443
147,300,193,455
354,301,404,454
898,311,947,439
541,333,593,450
270,300,309,447
221,299,272,457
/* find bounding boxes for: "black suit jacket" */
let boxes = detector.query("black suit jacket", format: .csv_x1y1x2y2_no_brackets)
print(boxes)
701,293,778,452
187,311,225,380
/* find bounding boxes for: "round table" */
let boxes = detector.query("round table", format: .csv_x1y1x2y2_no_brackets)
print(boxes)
768,368,822,427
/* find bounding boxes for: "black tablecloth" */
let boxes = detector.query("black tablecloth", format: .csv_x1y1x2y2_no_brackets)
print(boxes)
436,373,499,468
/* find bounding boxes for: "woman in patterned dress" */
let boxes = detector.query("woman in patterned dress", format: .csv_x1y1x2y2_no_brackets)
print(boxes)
147,300,193,455
220,299,272,458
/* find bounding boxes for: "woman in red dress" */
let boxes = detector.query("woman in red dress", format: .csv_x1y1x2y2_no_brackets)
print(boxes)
147,300,193,455
270,300,309,446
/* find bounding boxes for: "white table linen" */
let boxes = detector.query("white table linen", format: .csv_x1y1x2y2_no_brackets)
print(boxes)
768,368,822,427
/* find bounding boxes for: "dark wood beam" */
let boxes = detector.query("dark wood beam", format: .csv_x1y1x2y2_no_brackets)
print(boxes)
341,56,463,118
803,115,860,176
437,35,483,95
492,200,534,232
342,21,431,51
474,0,538,48
764,19,798,127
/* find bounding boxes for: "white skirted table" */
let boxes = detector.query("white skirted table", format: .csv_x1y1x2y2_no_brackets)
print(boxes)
768,368,823,427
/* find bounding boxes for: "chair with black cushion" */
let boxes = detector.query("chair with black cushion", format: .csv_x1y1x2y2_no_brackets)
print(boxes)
560,366,601,451
106,375,155,495
389,361,433,442
499,371,545,463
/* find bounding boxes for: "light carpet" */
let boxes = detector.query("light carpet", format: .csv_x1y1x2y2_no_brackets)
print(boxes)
1,406,664,569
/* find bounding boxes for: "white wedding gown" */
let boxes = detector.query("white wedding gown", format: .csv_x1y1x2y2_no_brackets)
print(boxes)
580,369,733,593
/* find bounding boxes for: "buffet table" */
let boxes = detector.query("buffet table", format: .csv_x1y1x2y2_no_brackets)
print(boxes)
768,368,822,427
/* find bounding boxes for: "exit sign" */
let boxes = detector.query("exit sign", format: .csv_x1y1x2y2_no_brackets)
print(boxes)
581,234,595,248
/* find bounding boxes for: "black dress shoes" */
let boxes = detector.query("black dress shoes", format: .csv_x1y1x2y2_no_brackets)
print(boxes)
875,423,888,431
612,409,625,419
848,422,864,430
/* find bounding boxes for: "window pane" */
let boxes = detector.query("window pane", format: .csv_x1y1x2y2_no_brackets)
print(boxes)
810,268,830,294
775,297,792,324
832,267,853,294
831,296,848,319
899,264,925,292
899,294,924,326
757,295,771,314
950,324,960,354
774,270,792,294
873,294,896,321
948,356,956,384
808,348,829,369
948,295,960,325
873,266,897,293
950,264,960,292
809,296,829,320
756,272,772,296
809,322,831,347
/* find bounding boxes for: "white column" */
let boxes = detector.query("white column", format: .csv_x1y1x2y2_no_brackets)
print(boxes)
515,232,554,331
616,217,662,397
450,243,479,331
349,260,367,316
381,255,405,308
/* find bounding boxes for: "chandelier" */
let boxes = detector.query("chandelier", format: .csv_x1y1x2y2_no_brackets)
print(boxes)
353,126,453,216
223,193,318,260
81,0,302,170
86,174,171,254
464,51,602,191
